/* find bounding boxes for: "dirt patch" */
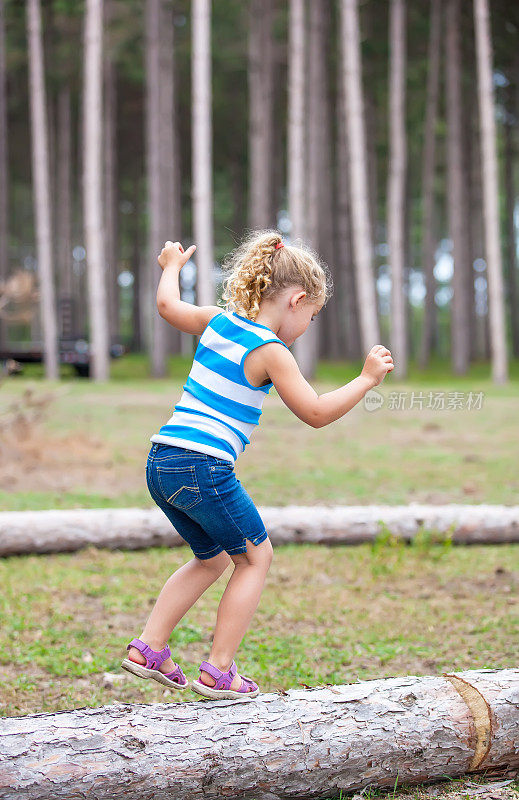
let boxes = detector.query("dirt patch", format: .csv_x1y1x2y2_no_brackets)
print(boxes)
0,426,142,498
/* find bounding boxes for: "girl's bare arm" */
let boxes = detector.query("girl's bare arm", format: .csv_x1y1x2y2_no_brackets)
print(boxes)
156,241,222,335
263,342,393,428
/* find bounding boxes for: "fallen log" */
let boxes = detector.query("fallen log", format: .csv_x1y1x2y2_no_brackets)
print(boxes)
0,669,517,799
0,503,518,556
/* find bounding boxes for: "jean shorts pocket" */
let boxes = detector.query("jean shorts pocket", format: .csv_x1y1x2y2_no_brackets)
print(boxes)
156,465,202,510
210,461,234,472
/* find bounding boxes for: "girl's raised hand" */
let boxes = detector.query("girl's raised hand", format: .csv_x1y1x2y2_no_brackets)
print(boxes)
361,344,394,387
158,240,196,271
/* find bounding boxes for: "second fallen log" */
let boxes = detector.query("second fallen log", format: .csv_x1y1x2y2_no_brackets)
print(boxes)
0,668,517,800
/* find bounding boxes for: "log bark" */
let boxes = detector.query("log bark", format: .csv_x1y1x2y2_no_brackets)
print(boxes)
0,669,517,799
0,504,518,557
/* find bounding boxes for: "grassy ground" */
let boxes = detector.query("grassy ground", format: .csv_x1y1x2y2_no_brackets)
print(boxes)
0,538,517,797
1,356,517,798
0,354,518,510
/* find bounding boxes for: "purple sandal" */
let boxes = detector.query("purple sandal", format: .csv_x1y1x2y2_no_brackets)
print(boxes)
121,638,189,690
191,659,260,700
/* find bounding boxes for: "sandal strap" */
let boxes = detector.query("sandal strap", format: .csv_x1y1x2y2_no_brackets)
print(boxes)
127,638,171,670
238,675,258,693
199,659,237,690
164,664,187,684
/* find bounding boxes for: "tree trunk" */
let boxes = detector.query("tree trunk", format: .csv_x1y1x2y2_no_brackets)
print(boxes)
0,0,7,281
468,72,487,362
504,77,518,359
462,70,480,363
387,0,408,378
339,0,380,354
418,0,441,369
83,0,110,380
26,0,59,379
1,502,518,556
0,0,8,347
361,0,379,268
159,0,181,359
0,669,517,799
287,0,306,246
131,175,142,351
56,84,72,301
191,0,214,309
293,0,328,379
445,0,471,376
270,29,284,229
145,0,167,376
313,1,338,363
248,0,274,230
103,5,119,344
335,20,360,360
473,0,508,384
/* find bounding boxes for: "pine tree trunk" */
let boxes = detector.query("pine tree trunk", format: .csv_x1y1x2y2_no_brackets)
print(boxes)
0,0,8,348
339,0,380,354
56,85,72,301
504,77,519,359
388,0,408,377
287,0,306,245
271,29,284,229
191,0,214,309
248,0,274,230
26,0,59,379
314,1,338,363
466,99,481,364
336,13,361,360
103,5,119,344
145,0,167,376
294,0,328,378
0,670,517,799
418,0,441,369
473,0,508,383
83,0,110,380
445,0,471,376
159,0,181,359
468,74,487,362
131,175,142,351
361,0,379,262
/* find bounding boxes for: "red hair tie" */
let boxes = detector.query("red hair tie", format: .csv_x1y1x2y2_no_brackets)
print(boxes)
275,241,284,249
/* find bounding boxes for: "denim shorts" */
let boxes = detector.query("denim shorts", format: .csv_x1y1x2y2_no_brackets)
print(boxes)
146,442,269,559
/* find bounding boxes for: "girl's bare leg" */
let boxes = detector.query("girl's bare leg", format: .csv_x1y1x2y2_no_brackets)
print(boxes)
128,551,231,673
199,537,273,691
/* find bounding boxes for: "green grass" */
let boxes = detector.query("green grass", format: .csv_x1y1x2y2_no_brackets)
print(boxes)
1,356,518,510
0,535,517,798
1,356,518,798
0,535,517,719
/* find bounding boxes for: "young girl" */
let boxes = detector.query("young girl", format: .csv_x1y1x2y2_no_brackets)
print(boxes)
121,229,394,700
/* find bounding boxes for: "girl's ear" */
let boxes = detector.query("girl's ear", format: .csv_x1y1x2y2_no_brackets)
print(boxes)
289,289,307,310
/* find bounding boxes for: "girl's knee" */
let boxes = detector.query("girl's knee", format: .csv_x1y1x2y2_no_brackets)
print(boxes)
263,537,274,565
195,551,232,574
230,535,273,568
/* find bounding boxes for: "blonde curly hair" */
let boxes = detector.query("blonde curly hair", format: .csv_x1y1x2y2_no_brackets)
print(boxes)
220,228,333,321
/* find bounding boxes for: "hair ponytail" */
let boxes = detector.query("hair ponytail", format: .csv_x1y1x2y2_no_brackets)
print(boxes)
220,229,332,321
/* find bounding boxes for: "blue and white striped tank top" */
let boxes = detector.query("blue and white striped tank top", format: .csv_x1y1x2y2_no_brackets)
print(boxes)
150,309,291,464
